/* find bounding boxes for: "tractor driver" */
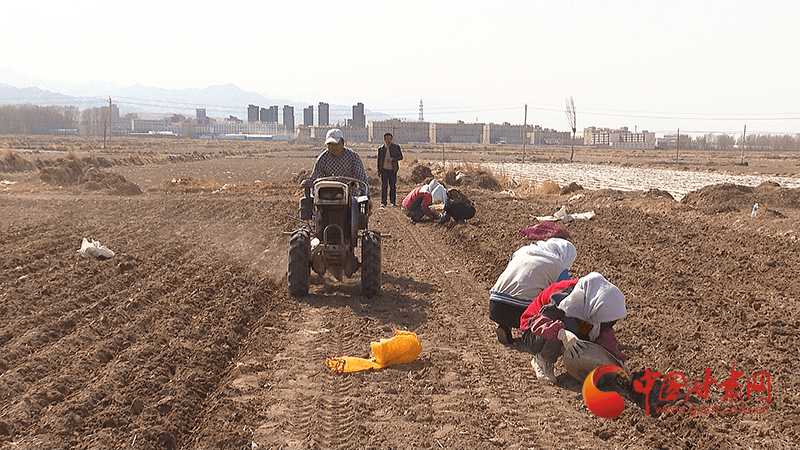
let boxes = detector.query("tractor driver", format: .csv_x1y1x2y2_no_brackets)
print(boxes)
309,128,369,195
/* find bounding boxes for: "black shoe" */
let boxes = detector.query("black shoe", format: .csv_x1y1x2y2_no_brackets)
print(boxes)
438,213,451,225
496,325,514,345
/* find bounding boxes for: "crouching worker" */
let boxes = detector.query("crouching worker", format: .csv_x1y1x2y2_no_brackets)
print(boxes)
438,188,476,225
401,184,438,223
520,272,627,384
489,238,577,345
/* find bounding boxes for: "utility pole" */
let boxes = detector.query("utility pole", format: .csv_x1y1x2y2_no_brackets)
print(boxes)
676,128,680,162
107,97,112,151
741,124,746,165
522,104,527,163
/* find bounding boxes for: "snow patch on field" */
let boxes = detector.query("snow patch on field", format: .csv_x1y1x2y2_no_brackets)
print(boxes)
484,162,800,201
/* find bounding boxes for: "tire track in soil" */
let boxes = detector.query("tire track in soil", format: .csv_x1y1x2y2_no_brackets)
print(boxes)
383,206,583,448
191,199,593,449
237,292,365,449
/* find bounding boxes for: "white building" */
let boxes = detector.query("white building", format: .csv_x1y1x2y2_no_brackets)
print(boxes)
584,126,656,150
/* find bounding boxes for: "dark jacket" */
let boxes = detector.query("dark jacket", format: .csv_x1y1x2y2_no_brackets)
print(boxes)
377,143,403,172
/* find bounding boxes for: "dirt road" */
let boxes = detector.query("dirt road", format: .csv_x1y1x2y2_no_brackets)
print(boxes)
1,146,798,449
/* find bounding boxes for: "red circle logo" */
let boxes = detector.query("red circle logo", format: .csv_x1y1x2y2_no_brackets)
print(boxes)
582,364,628,419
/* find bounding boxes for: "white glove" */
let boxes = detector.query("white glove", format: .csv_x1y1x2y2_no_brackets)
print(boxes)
558,329,587,359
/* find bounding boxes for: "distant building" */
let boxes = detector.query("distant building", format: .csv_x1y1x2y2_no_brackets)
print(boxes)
352,102,366,128
235,122,278,134
306,125,336,141
369,119,429,143
430,121,484,143
530,125,572,146
195,125,213,136
132,117,167,134
247,104,259,122
584,126,656,150
657,133,694,150
318,102,329,126
213,120,281,136
343,126,368,143
283,105,295,136
483,122,529,145
111,113,136,135
196,108,209,126
303,105,314,127
262,105,279,123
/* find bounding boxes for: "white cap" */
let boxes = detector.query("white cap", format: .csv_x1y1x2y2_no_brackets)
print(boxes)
325,128,344,145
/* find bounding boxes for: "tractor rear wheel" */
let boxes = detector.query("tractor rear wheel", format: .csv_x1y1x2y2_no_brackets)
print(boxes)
288,229,310,296
361,230,381,298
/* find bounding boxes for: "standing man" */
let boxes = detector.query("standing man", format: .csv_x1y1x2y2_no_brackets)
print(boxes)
377,132,403,207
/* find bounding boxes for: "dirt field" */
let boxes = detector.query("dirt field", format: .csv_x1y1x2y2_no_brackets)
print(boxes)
1,136,799,449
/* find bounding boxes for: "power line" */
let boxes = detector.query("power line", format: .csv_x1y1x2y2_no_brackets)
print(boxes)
5,94,800,121
3,95,799,134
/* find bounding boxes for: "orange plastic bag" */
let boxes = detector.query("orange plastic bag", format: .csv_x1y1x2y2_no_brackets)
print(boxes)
325,330,422,373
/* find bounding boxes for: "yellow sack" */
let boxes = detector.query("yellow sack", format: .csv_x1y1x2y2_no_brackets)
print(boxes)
325,330,422,373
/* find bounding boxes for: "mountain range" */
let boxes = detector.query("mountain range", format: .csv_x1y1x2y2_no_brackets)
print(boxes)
0,68,390,124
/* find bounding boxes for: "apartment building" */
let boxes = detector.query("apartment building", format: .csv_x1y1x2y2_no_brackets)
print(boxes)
482,122,530,145
584,126,656,149
262,105,279,123
369,118,430,143
283,105,295,135
303,105,314,127
247,104,259,122
213,121,280,135
530,126,572,146
430,121,484,143
352,102,366,128
131,118,167,134
318,102,329,126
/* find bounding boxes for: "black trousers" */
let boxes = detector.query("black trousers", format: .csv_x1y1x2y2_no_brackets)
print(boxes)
444,203,475,222
405,195,426,221
380,168,398,205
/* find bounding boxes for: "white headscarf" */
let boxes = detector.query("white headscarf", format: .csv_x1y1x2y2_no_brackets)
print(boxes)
557,272,626,340
491,238,578,301
424,179,447,204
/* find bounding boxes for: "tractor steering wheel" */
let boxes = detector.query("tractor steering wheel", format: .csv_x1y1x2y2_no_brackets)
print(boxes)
314,176,369,197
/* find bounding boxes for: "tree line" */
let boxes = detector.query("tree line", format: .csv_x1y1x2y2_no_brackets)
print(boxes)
0,104,114,136
694,132,800,151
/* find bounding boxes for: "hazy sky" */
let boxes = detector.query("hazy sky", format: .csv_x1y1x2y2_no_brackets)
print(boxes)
4,0,800,134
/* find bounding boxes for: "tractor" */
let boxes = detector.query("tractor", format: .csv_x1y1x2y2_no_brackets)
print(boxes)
287,176,381,297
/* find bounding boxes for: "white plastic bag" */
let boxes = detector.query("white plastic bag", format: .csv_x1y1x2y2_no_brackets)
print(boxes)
553,205,573,222
77,238,115,259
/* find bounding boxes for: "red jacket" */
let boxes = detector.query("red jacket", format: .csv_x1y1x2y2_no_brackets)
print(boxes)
520,278,628,361
519,279,578,331
401,185,433,214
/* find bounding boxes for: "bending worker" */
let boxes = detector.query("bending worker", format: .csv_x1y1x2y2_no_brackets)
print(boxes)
489,238,577,345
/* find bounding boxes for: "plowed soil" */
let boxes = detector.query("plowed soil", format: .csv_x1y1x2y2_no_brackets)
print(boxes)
1,137,799,450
